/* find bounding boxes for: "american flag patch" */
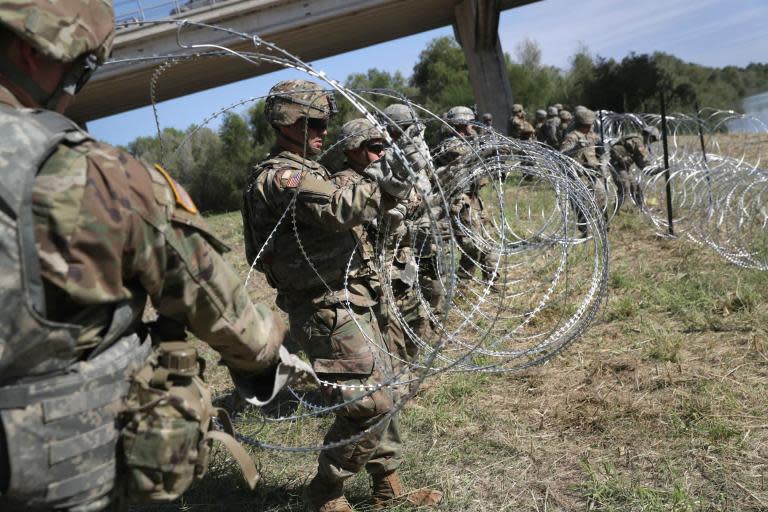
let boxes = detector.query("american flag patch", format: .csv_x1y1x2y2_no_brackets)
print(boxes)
285,170,303,188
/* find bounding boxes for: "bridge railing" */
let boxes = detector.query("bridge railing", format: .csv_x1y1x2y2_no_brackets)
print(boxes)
114,0,224,25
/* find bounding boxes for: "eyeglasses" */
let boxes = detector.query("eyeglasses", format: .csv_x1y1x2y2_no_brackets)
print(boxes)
306,117,329,132
365,142,385,154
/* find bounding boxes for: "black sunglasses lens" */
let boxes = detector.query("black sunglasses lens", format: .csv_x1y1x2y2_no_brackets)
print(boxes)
366,143,384,153
307,118,328,131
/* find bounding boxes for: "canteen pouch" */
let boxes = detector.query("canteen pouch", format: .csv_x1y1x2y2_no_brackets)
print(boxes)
120,341,258,502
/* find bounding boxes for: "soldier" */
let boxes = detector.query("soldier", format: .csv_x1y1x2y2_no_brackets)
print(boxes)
539,106,560,147
0,1,306,510
380,104,443,340
533,109,547,132
507,103,535,140
242,83,442,512
436,107,500,283
553,103,563,113
609,126,659,210
560,108,608,236
557,109,573,144
481,112,493,128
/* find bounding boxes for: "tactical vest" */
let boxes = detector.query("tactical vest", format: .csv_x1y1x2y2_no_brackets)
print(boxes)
0,105,150,511
245,155,373,299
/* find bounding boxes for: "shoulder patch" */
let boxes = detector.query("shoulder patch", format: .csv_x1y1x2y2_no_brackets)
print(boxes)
282,169,305,189
154,164,198,214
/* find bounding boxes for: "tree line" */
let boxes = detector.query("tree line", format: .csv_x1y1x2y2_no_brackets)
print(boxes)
125,37,767,213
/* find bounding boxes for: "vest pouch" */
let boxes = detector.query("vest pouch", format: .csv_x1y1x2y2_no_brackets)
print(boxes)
121,342,258,503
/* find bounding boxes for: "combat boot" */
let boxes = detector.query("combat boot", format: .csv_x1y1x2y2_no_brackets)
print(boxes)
305,475,353,512
370,471,443,509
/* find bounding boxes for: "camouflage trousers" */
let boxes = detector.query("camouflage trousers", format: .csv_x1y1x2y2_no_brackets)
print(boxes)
610,167,644,210
573,171,609,236
288,301,402,484
454,196,500,281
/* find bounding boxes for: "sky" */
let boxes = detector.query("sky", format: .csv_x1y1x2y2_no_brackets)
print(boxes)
90,0,768,146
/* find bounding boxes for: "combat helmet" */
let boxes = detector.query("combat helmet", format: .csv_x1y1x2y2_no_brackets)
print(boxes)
642,125,660,142
482,112,493,122
536,109,547,119
340,118,386,151
553,103,563,111
511,103,525,114
547,106,558,117
559,110,572,121
383,103,419,126
444,106,475,125
0,0,114,64
0,0,115,107
265,79,337,126
574,108,595,126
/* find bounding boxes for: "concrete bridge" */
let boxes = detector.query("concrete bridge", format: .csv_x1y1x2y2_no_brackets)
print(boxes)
70,0,539,132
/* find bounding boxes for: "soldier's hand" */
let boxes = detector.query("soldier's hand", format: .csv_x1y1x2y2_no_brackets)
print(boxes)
230,346,320,406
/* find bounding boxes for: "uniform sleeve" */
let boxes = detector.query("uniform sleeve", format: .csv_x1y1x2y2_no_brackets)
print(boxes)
630,139,651,169
280,170,396,231
43,143,282,373
560,133,578,153
151,211,284,373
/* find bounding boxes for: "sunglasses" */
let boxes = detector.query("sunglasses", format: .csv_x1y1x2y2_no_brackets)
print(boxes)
62,53,99,96
306,117,329,132
365,142,385,154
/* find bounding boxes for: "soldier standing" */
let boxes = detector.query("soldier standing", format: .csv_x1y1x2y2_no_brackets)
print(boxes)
557,109,573,144
380,104,443,341
540,106,560,147
533,109,547,133
560,108,607,237
609,126,659,210
242,83,442,512
507,103,535,140
0,1,299,510
436,107,500,283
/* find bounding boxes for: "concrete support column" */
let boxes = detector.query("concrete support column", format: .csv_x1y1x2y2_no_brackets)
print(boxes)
453,0,514,133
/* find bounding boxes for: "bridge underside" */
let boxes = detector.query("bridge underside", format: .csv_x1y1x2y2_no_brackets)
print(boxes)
69,0,538,124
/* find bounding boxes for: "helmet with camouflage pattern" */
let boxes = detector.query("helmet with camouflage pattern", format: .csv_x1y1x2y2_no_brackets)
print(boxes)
0,0,115,64
574,108,595,126
340,118,386,151
535,109,546,119
642,125,660,141
511,103,524,114
444,106,475,125
559,110,572,121
265,79,337,126
554,103,563,111
382,103,418,126
547,106,558,117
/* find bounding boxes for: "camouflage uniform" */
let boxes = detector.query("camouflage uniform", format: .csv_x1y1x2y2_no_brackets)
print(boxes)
0,82,284,509
610,133,651,209
557,110,573,144
242,89,416,510
560,117,608,235
507,104,535,141
435,134,499,281
0,1,286,508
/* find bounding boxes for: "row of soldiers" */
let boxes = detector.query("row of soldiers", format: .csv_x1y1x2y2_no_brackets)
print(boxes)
490,103,661,234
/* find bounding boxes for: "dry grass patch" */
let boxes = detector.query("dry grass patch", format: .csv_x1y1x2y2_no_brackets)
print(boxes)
132,209,768,511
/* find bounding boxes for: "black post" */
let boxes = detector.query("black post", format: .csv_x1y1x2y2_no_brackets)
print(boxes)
695,101,712,207
660,91,674,236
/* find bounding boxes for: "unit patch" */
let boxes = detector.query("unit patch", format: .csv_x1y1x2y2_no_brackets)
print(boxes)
154,163,199,214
